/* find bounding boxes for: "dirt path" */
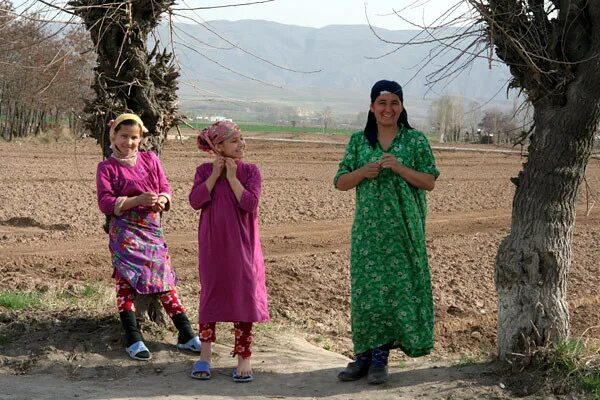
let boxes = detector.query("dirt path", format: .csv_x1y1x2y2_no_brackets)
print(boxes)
0,330,514,400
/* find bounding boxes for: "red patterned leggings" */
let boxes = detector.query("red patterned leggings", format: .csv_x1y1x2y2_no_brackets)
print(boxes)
115,278,186,317
199,322,253,359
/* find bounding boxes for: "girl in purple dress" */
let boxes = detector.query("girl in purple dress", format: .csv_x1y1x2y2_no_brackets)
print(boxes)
189,120,269,382
96,113,201,361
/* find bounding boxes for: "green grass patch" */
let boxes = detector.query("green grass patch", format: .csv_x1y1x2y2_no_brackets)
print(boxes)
0,285,113,312
254,322,276,332
554,338,586,372
551,338,600,398
55,284,113,310
0,291,43,310
580,376,600,399
80,284,100,298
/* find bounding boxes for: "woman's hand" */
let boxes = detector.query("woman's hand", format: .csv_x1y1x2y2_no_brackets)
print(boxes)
210,156,225,178
152,195,168,212
136,192,159,207
224,157,238,181
380,153,402,173
360,162,381,179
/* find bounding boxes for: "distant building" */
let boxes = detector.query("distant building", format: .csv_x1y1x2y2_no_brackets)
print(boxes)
209,116,232,122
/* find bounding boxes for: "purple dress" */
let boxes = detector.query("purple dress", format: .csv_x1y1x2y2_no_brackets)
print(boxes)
189,161,269,323
96,151,177,294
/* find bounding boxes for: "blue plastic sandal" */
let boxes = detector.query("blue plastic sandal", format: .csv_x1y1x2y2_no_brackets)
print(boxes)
232,368,254,383
177,336,202,352
191,360,211,380
125,341,151,361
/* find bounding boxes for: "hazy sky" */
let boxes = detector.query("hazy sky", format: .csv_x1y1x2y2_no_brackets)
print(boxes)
180,0,467,30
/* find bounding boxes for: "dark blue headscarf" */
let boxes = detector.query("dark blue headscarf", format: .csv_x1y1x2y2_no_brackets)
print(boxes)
364,80,412,149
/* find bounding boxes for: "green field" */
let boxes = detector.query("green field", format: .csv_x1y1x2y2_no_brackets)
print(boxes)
188,122,355,136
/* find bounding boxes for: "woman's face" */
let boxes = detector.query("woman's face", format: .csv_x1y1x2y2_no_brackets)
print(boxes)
216,135,245,159
114,124,142,156
370,92,403,128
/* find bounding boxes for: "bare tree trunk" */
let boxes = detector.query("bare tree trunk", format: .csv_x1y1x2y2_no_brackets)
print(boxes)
134,295,170,326
496,96,599,362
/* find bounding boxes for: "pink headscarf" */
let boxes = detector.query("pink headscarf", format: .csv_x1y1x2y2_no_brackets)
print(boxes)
197,120,241,154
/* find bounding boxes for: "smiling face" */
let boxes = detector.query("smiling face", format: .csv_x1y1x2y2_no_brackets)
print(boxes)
215,135,245,159
113,124,142,157
370,92,403,129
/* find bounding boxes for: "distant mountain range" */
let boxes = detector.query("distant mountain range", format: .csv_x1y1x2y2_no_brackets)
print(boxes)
161,20,515,125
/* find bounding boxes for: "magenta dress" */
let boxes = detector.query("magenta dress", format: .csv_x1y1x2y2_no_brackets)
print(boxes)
189,161,270,323
96,151,178,294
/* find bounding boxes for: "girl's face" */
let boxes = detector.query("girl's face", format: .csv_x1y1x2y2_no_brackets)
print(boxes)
216,135,245,159
370,93,403,128
114,124,142,156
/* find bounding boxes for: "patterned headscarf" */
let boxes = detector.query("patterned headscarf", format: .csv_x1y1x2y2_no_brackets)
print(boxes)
197,120,241,154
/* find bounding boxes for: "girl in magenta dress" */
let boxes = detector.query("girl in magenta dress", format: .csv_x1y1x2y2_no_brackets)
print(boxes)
189,120,269,382
96,113,201,361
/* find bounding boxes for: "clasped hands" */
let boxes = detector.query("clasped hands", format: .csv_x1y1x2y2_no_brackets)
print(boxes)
361,153,402,179
136,192,168,212
210,155,238,180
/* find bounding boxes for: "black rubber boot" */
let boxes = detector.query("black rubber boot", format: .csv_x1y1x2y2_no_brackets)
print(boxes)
119,311,150,360
119,311,143,346
367,346,390,385
172,312,195,344
338,350,372,381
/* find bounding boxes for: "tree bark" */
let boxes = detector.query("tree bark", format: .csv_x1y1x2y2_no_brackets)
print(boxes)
496,72,600,363
68,0,180,158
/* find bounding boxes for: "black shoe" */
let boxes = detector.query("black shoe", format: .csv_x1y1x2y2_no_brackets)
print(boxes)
367,364,389,385
338,361,370,381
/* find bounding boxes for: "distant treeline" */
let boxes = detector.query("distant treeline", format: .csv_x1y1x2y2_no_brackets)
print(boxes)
0,2,94,141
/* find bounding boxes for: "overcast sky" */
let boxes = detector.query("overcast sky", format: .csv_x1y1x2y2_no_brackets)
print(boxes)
178,0,468,30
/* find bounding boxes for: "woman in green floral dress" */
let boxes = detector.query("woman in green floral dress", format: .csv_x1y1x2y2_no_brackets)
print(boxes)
334,80,439,385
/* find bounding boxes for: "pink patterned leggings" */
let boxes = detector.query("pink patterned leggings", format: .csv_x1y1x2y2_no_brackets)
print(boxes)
115,278,186,317
199,322,253,359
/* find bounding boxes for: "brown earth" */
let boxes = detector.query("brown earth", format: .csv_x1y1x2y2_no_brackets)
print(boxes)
0,133,599,399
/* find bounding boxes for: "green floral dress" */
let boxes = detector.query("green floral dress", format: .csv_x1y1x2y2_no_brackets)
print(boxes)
334,128,439,356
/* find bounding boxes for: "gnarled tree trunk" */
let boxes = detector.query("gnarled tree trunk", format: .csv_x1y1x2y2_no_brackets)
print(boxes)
68,0,180,157
495,64,600,362
450,0,600,363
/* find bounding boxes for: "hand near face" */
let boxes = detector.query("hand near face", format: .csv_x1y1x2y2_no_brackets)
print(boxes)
361,162,381,179
137,192,159,207
210,156,225,177
224,157,238,181
380,153,402,172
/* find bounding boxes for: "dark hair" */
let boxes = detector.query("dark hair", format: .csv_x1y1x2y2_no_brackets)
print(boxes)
364,80,412,149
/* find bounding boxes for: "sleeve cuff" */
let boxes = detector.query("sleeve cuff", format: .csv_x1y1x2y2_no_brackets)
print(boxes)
113,196,127,216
